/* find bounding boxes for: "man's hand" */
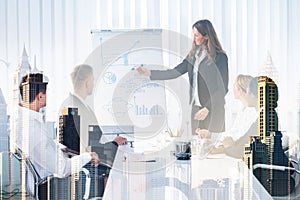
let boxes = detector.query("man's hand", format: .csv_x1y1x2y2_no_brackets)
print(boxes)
114,136,128,145
90,152,100,167
194,107,209,120
196,128,211,139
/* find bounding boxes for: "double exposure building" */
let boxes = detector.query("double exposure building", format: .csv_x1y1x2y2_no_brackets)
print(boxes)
244,76,294,196
0,88,9,152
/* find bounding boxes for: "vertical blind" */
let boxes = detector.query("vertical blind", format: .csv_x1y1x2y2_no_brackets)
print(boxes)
0,0,299,133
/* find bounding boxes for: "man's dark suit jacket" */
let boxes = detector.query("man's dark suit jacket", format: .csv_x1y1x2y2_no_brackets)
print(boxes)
60,93,118,166
150,52,228,132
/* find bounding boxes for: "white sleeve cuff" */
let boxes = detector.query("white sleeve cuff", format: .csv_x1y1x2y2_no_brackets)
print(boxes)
210,132,221,141
69,153,92,175
78,152,92,165
210,132,224,147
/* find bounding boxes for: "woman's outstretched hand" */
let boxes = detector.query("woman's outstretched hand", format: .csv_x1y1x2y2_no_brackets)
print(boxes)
136,66,151,76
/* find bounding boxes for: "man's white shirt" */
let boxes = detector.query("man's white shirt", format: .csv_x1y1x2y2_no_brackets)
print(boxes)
13,106,91,180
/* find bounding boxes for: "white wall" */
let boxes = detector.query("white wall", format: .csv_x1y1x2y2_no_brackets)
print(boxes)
0,0,299,133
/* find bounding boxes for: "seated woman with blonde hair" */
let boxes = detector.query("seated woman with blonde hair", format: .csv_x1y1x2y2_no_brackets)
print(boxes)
196,74,257,155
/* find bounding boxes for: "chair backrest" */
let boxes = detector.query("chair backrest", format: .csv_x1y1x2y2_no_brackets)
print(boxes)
13,148,48,200
0,151,21,199
13,148,92,200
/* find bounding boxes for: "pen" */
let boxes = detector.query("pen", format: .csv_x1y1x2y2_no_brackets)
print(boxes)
144,159,156,162
131,64,144,70
131,159,156,162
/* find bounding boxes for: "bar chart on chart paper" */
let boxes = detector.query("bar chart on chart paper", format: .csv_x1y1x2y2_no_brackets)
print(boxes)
134,102,160,116
133,89,163,116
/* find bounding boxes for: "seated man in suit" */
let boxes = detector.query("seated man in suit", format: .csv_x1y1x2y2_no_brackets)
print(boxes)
59,64,127,162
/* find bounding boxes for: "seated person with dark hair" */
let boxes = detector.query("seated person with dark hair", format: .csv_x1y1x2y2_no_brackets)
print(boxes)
13,73,101,199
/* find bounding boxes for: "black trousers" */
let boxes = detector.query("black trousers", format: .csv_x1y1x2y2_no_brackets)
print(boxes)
38,162,110,200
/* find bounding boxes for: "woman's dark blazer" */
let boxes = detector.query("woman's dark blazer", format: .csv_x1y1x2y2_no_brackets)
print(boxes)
150,52,228,132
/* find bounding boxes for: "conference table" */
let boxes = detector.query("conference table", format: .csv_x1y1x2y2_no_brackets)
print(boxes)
102,140,273,200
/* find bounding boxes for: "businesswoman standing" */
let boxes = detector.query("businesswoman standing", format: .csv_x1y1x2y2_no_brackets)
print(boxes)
137,19,228,134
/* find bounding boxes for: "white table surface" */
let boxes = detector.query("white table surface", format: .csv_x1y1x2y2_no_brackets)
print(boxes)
103,144,273,200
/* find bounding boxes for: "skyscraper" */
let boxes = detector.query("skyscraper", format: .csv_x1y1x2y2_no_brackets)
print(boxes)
11,46,32,152
58,107,80,154
11,47,51,150
244,76,294,197
244,136,268,187
265,131,291,195
258,52,279,84
298,81,300,158
0,88,9,152
13,46,31,107
258,76,278,143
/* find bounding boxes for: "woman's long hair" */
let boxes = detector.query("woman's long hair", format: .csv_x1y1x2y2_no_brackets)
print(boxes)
188,19,225,61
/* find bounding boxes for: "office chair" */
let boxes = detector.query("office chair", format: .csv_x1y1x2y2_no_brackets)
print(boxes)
13,148,91,200
253,163,299,199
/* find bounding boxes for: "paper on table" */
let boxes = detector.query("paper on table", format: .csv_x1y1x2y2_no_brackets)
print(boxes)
205,153,227,159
